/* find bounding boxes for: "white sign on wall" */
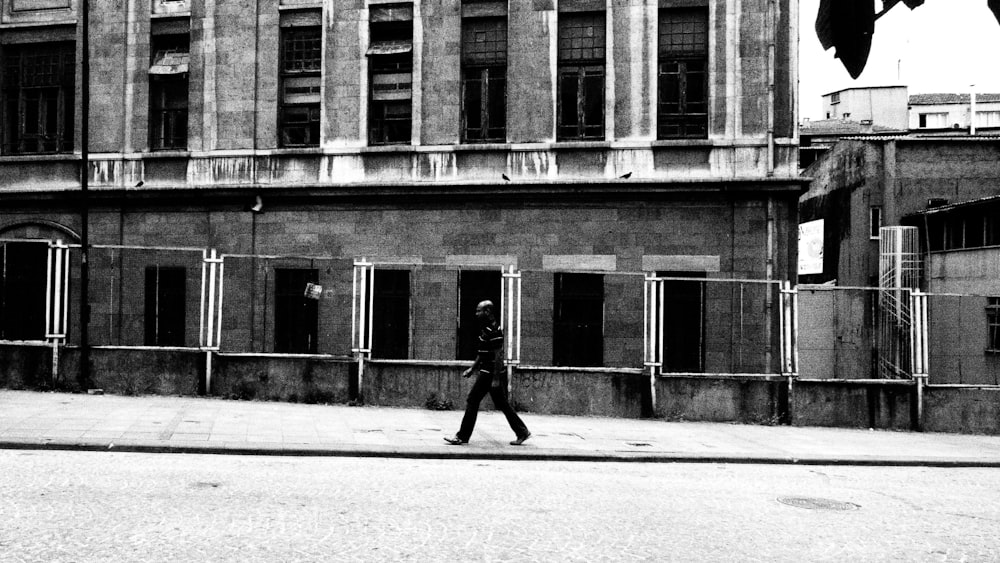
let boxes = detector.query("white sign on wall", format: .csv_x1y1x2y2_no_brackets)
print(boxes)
798,219,824,275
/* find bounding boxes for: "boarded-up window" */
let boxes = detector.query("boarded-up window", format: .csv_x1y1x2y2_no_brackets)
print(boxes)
368,10,413,145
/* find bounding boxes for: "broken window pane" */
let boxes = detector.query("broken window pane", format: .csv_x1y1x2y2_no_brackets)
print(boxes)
280,26,322,147
658,9,709,139
1,42,75,155
557,13,605,141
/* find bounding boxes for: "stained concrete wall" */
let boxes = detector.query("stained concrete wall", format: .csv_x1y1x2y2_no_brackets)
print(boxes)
212,355,353,403
791,380,914,431
655,375,786,424
923,386,1000,435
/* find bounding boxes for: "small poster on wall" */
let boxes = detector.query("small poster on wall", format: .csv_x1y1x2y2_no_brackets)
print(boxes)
798,219,824,276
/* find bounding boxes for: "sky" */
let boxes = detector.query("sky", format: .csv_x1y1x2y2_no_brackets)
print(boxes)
799,0,1000,121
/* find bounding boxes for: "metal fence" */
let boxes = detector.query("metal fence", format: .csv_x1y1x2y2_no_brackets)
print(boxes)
797,285,924,380
4,240,997,387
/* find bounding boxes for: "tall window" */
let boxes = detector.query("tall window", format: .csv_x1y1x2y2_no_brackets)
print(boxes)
461,17,506,143
274,269,318,353
457,270,501,360
557,13,605,141
279,26,322,147
1,42,75,155
372,269,410,359
0,242,48,341
144,266,186,346
870,206,882,240
149,33,189,150
988,298,1000,353
658,9,708,139
368,5,413,145
553,273,603,367
657,271,705,373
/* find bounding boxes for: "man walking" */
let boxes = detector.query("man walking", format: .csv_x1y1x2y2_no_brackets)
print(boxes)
444,300,531,446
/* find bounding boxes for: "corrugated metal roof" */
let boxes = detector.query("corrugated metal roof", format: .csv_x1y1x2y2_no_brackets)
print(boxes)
909,93,1000,105
800,119,901,135
916,193,1000,216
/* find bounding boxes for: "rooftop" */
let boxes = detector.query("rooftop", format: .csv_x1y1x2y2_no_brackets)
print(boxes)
910,93,1000,105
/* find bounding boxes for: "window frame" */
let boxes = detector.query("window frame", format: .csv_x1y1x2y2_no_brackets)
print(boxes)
657,7,709,140
1,42,76,155
371,268,411,360
461,16,507,144
148,33,190,151
552,272,604,367
368,17,413,146
870,206,882,240
987,297,1000,353
457,269,502,360
279,25,322,148
556,12,606,142
273,268,319,354
144,265,187,347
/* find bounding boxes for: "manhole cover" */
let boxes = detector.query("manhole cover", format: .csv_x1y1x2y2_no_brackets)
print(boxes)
777,497,859,511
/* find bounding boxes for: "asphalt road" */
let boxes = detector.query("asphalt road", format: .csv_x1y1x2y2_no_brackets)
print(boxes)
1,451,998,562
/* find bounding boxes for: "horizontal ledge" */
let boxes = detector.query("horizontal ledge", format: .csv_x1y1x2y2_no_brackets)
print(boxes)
516,365,645,375
657,372,788,380
216,352,354,361
795,378,915,385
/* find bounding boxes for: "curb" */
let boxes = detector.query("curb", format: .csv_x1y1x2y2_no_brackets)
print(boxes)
4,440,1000,468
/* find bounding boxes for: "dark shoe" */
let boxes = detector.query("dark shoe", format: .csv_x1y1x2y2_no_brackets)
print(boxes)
510,433,531,446
443,436,468,445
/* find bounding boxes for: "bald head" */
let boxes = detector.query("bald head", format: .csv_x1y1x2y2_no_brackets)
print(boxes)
475,300,496,325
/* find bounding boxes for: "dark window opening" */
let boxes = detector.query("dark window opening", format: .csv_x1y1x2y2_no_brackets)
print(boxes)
0,243,48,341
553,273,603,367
658,8,708,139
280,26,321,147
461,17,507,143
274,269,318,353
657,271,706,373
557,13,605,141
965,213,985,248
869,206,882,240
372,269,410,359
457,269,502,360
1,42,75,155
149,34,189,150
988,298,1000,352
369,17,413,145
144,266,186,346
987,212,1000,247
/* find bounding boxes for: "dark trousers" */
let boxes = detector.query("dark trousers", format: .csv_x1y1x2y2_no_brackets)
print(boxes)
457,371,529,442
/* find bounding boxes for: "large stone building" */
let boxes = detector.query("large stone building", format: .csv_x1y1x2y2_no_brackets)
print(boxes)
0,0,802,418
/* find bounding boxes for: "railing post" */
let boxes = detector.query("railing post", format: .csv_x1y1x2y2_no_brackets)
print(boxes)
502,265,521,396
911,290,929,431
643,274,662,414
352,258,373,402
46,240,69,385
202,249,223,395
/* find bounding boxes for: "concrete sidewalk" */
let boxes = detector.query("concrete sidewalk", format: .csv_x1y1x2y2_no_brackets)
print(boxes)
3,390,1000,466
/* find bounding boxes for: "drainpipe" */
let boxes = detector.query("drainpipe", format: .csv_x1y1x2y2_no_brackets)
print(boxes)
79,0,92,390
766,0,776,176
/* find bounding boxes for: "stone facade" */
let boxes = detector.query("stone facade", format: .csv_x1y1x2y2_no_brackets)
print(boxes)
0,0,803,403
